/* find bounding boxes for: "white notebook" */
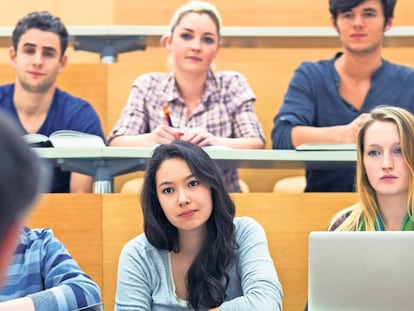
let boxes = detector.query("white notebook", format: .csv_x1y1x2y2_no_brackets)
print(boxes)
296,143,356,151
24,130,105,148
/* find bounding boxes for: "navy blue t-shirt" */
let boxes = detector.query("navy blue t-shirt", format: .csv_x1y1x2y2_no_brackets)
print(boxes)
272,53,414,192
0,84,105,193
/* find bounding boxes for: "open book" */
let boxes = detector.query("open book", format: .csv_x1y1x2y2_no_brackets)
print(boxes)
24,130,105,148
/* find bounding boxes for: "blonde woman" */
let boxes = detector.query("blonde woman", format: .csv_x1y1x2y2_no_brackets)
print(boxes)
108,1,265,192
330,106,414,231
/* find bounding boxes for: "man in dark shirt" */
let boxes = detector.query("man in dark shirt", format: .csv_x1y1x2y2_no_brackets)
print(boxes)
0,11,104,193
272,0,414,192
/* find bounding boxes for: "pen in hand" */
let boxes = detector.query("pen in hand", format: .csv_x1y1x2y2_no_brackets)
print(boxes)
163,103,174,127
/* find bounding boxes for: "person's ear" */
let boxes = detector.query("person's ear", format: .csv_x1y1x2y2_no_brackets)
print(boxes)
9,47,17,68
384,17,393,32
164,35,173,51
58,54,67,73
331,16,339,33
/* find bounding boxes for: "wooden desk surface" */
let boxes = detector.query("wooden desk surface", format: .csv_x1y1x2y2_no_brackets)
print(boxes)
34,146,357,176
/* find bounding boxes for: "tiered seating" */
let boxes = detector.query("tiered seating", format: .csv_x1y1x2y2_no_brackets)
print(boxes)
5,3,414,311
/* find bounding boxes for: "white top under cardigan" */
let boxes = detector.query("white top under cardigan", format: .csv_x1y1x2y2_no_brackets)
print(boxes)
115,217,283,310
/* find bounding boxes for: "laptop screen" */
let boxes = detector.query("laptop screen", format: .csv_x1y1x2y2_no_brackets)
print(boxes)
308,231,414,311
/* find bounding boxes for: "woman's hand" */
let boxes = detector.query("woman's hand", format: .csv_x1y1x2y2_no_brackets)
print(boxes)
180,127,217,147
150,124,185,145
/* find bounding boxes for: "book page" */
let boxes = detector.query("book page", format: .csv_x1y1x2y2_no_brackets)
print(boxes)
49,130,105,148
23,133,53,147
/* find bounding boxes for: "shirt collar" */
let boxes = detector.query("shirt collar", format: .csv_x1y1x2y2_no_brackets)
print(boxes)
162,69,219,107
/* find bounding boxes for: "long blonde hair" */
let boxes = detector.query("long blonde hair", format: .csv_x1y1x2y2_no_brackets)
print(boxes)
336,106,414,231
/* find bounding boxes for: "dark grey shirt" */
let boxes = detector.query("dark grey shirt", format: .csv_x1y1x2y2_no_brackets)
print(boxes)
272,53,414,192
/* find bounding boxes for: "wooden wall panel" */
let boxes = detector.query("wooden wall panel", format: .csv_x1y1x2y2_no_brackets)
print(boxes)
0,0,413,28
114,0,414,27
102,194,143,311
26,194,103,290
0,0,114,26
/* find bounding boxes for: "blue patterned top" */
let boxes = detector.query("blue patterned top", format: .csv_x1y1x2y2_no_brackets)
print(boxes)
0,227,101,311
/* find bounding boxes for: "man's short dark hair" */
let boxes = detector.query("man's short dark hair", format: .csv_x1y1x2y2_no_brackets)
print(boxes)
329,0,396,26
12,11,69,57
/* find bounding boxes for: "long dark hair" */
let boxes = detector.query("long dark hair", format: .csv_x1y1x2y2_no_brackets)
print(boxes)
141,141,237,309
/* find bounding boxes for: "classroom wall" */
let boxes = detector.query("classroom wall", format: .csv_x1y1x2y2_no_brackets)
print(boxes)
1,0,414,27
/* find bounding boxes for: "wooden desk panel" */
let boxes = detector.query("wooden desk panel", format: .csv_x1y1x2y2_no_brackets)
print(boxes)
102,194,142,311
26,194,103,291
232,193,358,311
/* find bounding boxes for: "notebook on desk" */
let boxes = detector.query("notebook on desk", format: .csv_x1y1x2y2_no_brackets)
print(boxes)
308,231,414,311
296,143,356,151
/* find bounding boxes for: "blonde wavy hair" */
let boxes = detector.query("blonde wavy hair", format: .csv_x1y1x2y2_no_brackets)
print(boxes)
161,1,222,70
335,106,414,231
166,1,221,39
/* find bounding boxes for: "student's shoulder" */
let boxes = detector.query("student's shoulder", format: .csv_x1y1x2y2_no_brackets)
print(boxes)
383,60,414,78
0,83,15,101
234,216,265,236
53,88,101,117
295,57,334,74
123,232,158,255
212,70,254,92
54,88,91,106
214,70,248,82
20,227,55,244
132,72,171,86
0,83,14,93
328,205,356,231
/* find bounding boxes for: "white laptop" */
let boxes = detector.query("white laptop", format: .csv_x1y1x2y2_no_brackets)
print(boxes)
308,231,414,311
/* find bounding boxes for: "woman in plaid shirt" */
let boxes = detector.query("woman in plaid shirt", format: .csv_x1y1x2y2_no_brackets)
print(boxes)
108,1,265,193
